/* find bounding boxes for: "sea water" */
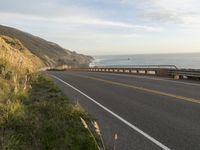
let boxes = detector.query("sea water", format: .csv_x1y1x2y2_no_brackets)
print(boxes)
91,53,200,69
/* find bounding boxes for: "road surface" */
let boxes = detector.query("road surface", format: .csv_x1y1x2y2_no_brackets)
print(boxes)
48,71,200,150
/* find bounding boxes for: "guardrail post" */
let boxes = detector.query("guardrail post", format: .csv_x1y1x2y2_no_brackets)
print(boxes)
174,75,180,80
114,69,118,73
131,70,137,74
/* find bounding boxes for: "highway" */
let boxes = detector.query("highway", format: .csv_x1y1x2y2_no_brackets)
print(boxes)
48,71,200,150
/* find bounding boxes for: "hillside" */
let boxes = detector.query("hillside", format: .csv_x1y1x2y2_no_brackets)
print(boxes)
0,35,44,103
0,25,93,67
0,36,99,150
0,35,44,73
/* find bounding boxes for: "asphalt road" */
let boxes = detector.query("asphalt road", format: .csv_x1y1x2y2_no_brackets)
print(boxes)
48,71,200,150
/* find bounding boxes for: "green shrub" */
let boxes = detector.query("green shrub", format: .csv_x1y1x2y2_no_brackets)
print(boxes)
0,74,99,150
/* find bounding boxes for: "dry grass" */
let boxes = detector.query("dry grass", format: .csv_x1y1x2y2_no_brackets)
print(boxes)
0,36,101,150
0,36,44,103
0,35,44,74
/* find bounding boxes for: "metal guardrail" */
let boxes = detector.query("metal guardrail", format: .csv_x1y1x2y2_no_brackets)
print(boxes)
64,65,177,77
47,65,200,79
170,69,200,78
48,65,200,79
87,67,174,77
95,65,178,69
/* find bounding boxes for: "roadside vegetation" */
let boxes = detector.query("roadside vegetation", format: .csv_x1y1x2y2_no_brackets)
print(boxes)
0,36,100,150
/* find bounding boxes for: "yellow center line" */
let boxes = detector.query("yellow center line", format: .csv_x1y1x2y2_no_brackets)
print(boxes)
80,75,200,104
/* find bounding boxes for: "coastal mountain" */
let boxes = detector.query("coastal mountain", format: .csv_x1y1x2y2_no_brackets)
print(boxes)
0,24,93,68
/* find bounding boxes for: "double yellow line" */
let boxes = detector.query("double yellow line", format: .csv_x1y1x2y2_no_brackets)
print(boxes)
81,75,200,104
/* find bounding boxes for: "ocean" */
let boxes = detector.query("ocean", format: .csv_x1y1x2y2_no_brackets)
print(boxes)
91,53,200,69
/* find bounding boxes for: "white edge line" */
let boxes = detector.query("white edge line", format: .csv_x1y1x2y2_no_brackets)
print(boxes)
50,75,171,150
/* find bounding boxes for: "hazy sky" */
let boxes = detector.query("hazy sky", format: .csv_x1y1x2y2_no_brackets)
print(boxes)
1,0,200,55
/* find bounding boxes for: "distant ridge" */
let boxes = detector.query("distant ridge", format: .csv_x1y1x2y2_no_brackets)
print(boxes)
0,24,93,67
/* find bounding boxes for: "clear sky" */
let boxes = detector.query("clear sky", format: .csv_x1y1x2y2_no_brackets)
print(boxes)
1,0,200,55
